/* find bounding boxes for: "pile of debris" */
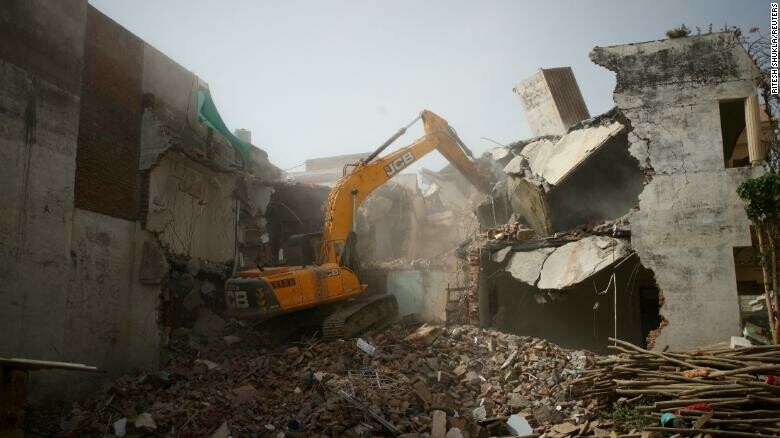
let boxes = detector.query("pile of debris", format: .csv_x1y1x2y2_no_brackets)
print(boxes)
573,338,780,436
480,214,631,250
60,321,593,437
484,222,536,242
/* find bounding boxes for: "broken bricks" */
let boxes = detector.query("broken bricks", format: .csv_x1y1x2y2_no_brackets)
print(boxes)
430,409,447,438
62,322,593,436
132,412,156,431
412,380,432,405
403,323,442,344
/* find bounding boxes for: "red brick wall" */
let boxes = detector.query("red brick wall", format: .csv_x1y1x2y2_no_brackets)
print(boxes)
74,6,143,220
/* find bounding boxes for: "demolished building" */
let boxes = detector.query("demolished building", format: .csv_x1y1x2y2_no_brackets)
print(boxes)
283,141,493,324
0,1,327,401
0,2,772,421
591,32,767,350
463,32,767,353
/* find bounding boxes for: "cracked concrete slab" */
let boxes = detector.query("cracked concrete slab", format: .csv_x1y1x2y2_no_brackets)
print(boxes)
503,155,527,176
498,114,640,236
489,146,512,162
537,236,629,290
505,247,555,285
491,246,512,263
519,123,623,185
503,236,629,289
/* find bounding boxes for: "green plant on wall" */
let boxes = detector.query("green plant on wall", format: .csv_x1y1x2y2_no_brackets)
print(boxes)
665,24,691,39
737,173,780,344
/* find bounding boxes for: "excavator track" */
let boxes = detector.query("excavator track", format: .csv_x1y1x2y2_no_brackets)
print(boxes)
322,294,399,340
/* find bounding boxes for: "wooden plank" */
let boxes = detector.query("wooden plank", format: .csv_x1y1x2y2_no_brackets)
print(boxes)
0,357,100,373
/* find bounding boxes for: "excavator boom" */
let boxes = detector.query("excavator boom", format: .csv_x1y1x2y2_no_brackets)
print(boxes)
320,110,490,265
224,110,490,339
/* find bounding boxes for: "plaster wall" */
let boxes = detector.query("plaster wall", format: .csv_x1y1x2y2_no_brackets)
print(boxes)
514,70,567,136
0,1,282,402
387,270,449,322
141,44,202,131
63,209,160,398
146,152,238,262
0,0,87,400
0,63,82,358
591,33,764,349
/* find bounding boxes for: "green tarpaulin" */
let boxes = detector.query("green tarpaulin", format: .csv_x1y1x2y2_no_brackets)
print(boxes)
197,86,250,165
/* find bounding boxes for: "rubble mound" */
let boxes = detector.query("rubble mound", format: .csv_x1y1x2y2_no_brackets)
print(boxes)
62,321,594,437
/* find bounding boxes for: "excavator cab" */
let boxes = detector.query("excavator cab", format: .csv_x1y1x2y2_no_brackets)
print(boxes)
339,232,360,274
281,231,359,275
281,232,322,266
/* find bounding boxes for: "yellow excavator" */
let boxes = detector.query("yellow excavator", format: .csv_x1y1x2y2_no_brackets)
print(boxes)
224,110,490,339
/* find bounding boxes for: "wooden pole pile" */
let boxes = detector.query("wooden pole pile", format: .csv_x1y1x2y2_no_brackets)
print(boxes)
572,338,780,436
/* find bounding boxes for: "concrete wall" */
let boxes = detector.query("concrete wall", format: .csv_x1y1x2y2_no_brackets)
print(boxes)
514,68,589,137
0,0,87,399
387,270,449,321
139,43,209,170
501,119,643,235
140,39,278,267
514,70,566,136
146,152,239,263
64,209,160,398
0,2,282,401
591,33,764,350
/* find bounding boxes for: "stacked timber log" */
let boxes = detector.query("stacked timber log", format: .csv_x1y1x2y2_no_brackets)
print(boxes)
574,337,780,437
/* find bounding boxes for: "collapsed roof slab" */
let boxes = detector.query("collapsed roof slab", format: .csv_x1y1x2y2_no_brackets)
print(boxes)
538,235,629,289
502,115,643,235
504,235,630,289
521,122,624,185
506,176,553,235
506,247,555,285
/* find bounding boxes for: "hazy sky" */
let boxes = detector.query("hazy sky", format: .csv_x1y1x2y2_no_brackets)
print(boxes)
90,0,765,173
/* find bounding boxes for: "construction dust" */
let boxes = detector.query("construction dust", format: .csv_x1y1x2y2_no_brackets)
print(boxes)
1,3,776,438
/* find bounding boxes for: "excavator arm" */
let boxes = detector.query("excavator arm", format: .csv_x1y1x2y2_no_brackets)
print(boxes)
320,110,490,265
224,110,490,335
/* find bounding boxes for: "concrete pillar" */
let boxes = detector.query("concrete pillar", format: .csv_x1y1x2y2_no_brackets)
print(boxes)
745,93,765,165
